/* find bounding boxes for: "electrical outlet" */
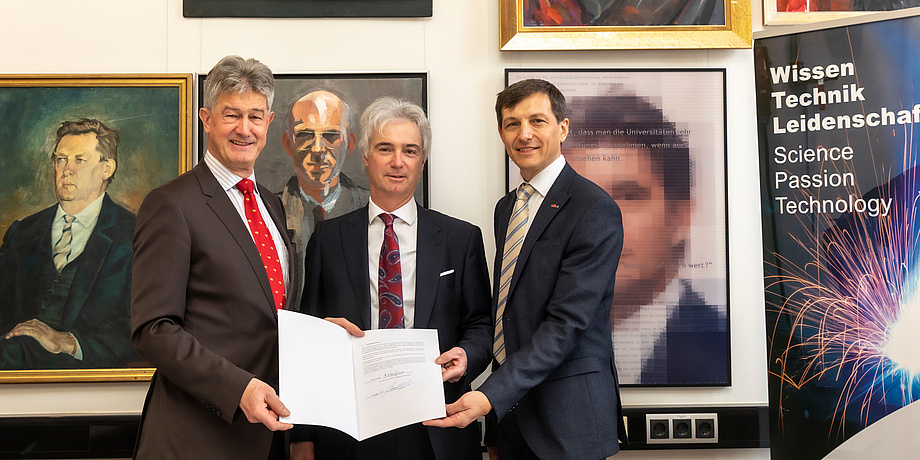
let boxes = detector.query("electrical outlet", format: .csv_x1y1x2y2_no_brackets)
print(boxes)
673,418,692,439
696,417,716,439
646,413,719,444
649,418,670,439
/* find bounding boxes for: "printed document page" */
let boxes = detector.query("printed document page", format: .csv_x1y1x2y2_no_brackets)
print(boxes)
278,310,446,440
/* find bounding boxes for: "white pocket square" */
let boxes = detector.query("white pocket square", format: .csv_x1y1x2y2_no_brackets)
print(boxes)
439,269,455,277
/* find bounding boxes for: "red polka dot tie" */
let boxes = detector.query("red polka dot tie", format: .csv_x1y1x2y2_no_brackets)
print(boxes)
236,179,286,311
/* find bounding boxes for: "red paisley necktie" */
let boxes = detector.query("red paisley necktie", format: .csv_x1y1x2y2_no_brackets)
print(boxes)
377,213,405,328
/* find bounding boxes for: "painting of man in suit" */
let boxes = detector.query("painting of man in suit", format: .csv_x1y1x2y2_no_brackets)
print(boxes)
278,89,370,307
0,77,188,379
0,118,140,369
566,93,728,385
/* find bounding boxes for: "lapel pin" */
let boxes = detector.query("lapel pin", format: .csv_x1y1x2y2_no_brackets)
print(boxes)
550,204,559,208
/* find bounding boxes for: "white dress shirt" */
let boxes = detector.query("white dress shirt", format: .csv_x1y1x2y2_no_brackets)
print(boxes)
367,197,418,329
512,154,567,238
52,192,105,267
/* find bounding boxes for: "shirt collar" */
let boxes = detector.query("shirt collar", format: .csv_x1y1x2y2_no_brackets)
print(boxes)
205,151,258,194
368,196,418,227
302,182,342,213
55,192,105,226
515,154,565,198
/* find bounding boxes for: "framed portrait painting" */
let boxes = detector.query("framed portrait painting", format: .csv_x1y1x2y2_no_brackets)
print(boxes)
505,69,730,386
197,72,427,309
500,0,752,50
0,74,193,383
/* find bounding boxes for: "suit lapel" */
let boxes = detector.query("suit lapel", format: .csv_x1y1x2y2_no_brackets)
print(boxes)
414,206,443,329
195,163,276,316
342,209,371,329
509,164,575,296
24,207,56,272
63,195,115,327
493,191,516,301
258,182,298,310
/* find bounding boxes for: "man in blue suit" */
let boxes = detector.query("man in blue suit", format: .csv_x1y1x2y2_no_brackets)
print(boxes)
0,118,138,369
426,79,626,459
290,97,492,460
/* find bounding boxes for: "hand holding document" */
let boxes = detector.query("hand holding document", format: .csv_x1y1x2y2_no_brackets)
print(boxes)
278,310,446,440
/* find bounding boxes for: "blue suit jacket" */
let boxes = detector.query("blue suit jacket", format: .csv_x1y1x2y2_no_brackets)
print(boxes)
294,203,492,460
0,193,137,369
639,281,729,385
479,163,626,459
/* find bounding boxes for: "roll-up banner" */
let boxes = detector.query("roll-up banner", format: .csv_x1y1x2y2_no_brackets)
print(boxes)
756,10,920,460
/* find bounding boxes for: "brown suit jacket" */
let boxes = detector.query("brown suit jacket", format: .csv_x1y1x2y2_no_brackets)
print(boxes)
131,161,297,459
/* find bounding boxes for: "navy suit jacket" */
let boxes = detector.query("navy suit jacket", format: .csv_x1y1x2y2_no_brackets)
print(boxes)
640,281,729,385
294,203,492,460
131,161,297,459
0,193,137,369
479,163,626,459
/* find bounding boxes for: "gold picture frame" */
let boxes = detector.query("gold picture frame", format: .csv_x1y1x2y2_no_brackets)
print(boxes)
499,0,752,50
0,74,193,383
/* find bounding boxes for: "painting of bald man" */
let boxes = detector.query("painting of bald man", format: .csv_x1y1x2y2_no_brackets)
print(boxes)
0,75,192,381
197,73,426,307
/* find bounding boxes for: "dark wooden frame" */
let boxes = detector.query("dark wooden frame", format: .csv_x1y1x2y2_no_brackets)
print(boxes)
184,0,432,18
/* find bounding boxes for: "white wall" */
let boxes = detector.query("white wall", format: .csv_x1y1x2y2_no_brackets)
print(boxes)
0,1,769,458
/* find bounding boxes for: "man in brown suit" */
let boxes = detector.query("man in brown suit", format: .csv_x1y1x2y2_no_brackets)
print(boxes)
131,55,296,459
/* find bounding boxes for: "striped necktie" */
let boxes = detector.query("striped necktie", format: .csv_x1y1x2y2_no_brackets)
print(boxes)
493,183,534,364
53,215,75,272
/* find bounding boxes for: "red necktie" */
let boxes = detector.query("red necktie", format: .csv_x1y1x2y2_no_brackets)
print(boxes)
378,213,405,328
236,179,286,311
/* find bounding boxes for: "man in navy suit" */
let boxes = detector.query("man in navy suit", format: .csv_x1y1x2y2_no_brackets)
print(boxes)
0,118,138,370
426,79,626,459
290,97,492,460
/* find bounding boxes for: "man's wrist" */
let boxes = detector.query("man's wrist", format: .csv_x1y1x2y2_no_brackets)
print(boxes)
62,332,77,355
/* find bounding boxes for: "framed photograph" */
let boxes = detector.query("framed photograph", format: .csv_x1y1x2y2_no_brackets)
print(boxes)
197,72,427,308
500,0,752,50
184,0,432,18
505,69,730,386
0,74,193,383
763,0,917,25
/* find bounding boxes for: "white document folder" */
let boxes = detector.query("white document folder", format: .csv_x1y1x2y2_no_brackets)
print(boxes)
278,310,446,440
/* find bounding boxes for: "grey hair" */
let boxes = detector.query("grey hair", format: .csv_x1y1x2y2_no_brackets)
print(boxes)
202,55,275,111
358,97,431,161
